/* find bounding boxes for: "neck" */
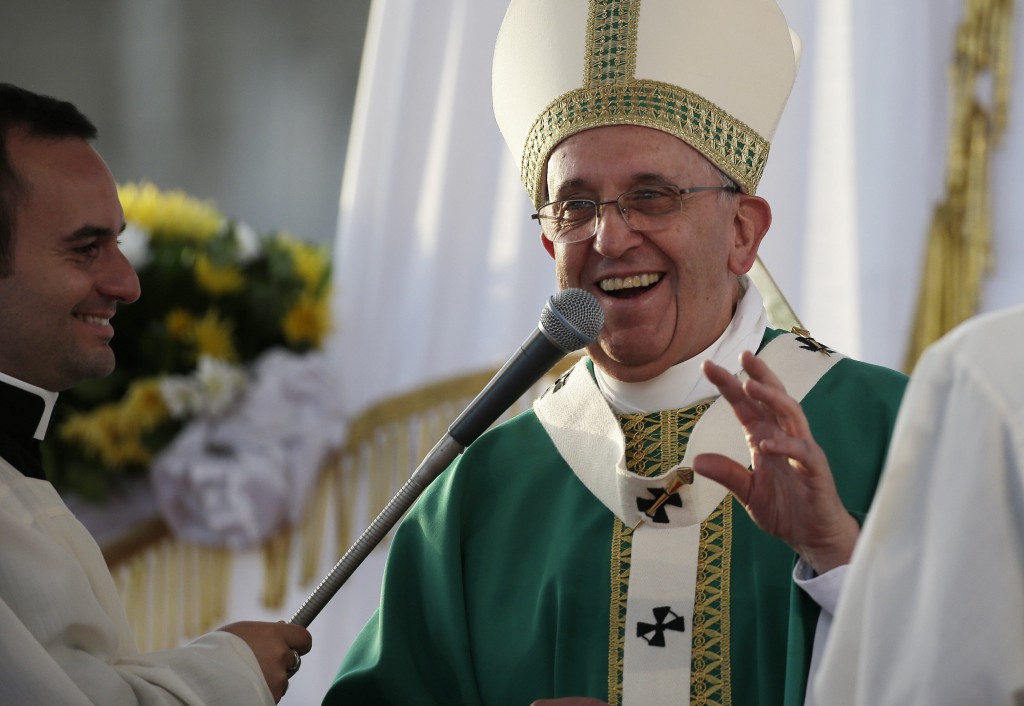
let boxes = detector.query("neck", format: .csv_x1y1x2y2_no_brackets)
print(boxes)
595,277,768,413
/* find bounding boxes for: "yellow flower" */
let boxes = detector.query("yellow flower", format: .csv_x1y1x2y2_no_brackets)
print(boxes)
93,407,151,467
60,404,153,469
193,309,238,361
282,291,331,347
165,309,195,341
165,308,238,363
121,379,170,430
118,181,224,244
276,233,329,291
195,253,245,295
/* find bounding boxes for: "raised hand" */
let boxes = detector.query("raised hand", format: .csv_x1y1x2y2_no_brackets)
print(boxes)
693,350,859,574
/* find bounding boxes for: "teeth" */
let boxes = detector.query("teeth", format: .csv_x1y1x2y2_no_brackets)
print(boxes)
76,315,110,326
599,273,662,292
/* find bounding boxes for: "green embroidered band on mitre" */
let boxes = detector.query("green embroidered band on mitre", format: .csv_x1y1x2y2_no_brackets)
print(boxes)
522,81,770,208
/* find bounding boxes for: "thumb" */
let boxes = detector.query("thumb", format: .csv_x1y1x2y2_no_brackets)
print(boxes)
693,452,752,504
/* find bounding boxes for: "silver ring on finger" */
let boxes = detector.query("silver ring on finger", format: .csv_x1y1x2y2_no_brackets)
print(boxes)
286,648,301,677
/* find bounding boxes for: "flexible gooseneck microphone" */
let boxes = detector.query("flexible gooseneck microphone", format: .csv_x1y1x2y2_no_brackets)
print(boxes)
289,288,604,627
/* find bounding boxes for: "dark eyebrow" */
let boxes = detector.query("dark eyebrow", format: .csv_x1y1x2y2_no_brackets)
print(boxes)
629,172,676,184
551,172,677,198
63,222,127,243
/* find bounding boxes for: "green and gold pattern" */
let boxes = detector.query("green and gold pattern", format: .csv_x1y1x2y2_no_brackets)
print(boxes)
585,0,640,85
521,0,770,207
691,499,732,705
608,404,732,704
608,519,632,706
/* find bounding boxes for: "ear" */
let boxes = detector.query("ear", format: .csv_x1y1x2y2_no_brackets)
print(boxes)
540,230,555,259
727,194,772,275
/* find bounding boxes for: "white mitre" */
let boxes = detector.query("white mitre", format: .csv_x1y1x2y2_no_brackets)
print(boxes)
492,0,802,208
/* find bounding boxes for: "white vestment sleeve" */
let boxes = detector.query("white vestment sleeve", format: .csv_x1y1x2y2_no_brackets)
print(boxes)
0,461,274,706
812,306,1024,705
793,559,847,706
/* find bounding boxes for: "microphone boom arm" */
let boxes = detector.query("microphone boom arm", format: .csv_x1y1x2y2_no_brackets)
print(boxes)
289,433,464,627
288,288,603,628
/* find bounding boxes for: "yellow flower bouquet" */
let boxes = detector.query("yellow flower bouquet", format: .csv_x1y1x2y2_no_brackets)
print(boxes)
44,182,333,502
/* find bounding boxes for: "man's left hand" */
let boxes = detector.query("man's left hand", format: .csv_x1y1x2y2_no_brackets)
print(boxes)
693,350,859,574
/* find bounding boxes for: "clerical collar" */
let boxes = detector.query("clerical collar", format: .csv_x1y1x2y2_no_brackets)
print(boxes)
0,372,59,481
0,372,59,440
595,277,769,414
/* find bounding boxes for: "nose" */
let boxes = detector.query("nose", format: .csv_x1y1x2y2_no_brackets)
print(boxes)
593,198,642,258
98,247,142,304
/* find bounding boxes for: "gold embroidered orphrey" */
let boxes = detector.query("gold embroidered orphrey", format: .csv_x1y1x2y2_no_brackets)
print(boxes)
608,405,732,705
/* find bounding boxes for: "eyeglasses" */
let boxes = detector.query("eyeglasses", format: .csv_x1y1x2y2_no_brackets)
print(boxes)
531,184,738,244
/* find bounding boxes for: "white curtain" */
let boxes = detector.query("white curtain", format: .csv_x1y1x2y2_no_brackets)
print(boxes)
761,0,964,366
262,0,1024,702
327,0,554,421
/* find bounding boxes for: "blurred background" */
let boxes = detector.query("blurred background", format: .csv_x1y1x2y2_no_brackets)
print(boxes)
1,0,371,246
3,0,1022,703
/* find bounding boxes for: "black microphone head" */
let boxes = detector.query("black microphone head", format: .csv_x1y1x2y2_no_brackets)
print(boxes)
540,288,605,353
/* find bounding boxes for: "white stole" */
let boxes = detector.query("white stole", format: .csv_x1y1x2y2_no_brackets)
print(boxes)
533,332,845,705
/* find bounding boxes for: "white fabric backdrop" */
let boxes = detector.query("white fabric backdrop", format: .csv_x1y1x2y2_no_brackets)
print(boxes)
233,1,1024,703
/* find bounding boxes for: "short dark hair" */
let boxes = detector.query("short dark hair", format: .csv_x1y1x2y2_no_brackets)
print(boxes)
0,83,98,276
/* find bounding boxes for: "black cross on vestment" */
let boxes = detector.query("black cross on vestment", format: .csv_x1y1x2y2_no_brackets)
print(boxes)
792,327,834,356
637,606,686,647
636,487,682,524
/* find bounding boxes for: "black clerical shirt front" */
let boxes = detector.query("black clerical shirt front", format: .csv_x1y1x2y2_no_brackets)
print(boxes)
0,377,54,481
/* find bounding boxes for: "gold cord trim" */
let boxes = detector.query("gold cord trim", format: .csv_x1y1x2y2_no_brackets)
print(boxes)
262,529,291,609
110,539,230,651
904,0,1015,371
300,454,333,584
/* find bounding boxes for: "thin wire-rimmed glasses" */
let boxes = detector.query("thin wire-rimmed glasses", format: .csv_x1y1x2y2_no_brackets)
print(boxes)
531,184,738,244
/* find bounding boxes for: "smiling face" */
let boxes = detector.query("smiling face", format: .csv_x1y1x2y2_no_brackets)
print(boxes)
543,125,771,382
0,130,140,391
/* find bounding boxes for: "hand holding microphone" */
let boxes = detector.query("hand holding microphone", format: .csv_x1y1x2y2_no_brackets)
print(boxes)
289,288,604,627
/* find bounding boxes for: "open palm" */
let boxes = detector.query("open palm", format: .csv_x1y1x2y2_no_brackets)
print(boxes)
693,351,859,573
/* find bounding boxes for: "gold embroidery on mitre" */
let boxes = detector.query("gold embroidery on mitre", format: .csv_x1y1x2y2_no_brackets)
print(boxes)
522,81,770,208
585,0,641,87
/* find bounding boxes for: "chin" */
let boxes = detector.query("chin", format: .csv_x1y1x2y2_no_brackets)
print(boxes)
592,348,670,383
76,354,117,382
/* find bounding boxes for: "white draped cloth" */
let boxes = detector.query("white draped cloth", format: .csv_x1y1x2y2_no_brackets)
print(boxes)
813,304,1024,705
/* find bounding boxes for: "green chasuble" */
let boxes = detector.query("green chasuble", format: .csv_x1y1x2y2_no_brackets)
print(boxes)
323,329,906,705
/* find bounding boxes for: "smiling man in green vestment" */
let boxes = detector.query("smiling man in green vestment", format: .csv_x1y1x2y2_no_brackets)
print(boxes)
322,1,907,704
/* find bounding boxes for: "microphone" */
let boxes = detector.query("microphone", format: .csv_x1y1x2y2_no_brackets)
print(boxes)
448,287,604,445
289,288,604,627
